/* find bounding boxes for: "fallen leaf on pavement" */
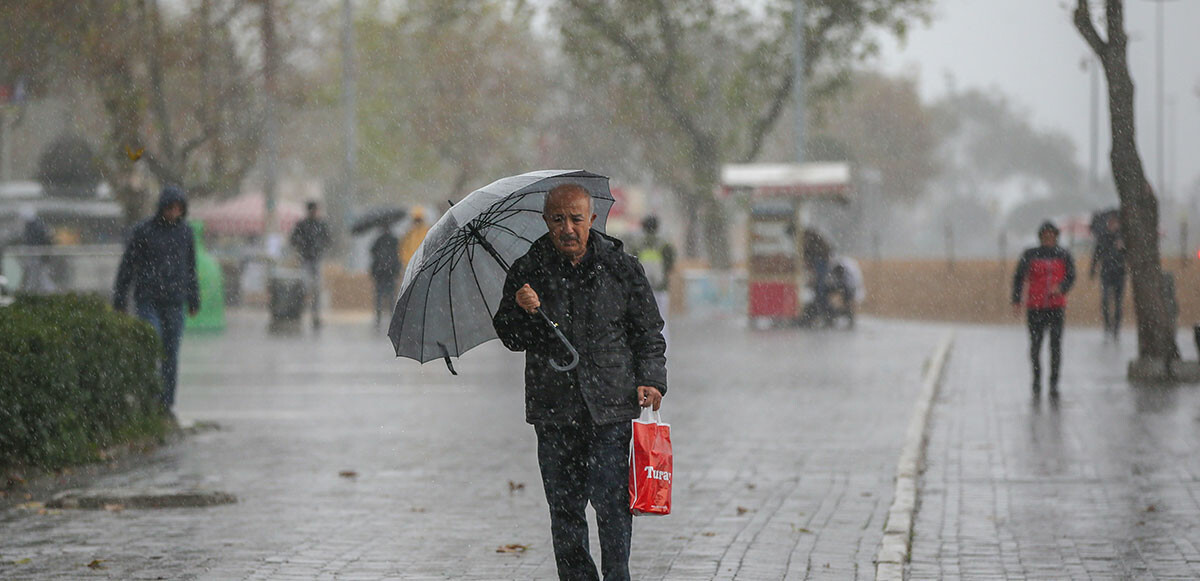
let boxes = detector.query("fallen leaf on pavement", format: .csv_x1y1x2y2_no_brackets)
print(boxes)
736,506,752,515
104,504,125,513
496,544,529,554
508,481,525,493
1146,504,1157,512
86,559,107,569
411,507,426,513
701,532,716,537
14,558,32,565
338,470,358,479
794,526,812,534
745,483,756,490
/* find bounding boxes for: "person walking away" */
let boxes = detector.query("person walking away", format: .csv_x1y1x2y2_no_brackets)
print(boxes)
630,215,675,343
1012,221,1075,397
398,206,429,271
112,186,200,410
801,229,833,327
289,201,332,330
1090,213,1126,340
369,226,402,330
493,184,667,581
16,206,56,293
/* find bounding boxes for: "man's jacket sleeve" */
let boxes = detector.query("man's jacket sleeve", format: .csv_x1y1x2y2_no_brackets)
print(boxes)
186,232,201,312
492,261,549,352
624,258,667,394
1011,251,1029,305
1060,249,1076,295
112,231,141,311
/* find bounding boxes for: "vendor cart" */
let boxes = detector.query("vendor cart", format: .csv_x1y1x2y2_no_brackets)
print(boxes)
720,162,851,326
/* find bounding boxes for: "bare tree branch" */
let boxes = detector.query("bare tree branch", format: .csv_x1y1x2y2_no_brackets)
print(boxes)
1074,0,1107,57
741,66,794,162
566,0,709,150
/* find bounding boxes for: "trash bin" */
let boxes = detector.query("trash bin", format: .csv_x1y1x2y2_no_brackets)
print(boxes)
269,267,305,334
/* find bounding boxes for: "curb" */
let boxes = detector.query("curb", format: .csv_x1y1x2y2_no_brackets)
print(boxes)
875,332,954,581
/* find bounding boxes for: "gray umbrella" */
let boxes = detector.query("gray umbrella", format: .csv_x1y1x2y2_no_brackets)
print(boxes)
387,170,615,374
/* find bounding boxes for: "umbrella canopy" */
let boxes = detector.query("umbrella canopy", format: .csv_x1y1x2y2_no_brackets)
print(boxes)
387,170,614,371
351,206,407,235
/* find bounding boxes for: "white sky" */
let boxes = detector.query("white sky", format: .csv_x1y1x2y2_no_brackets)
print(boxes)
874,0,1200,202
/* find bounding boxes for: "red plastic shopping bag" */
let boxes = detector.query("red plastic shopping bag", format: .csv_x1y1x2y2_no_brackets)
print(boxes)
629,408,672,515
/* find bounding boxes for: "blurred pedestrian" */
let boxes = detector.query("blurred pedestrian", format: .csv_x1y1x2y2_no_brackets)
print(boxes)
1012,220,1076,397
398,206,429,270
112,186,200,410
289,201,332,330
369,225,402,331
630,214,675,342
16,205,57,293
801,229,833,327
492,184,667,581
1090,213,1126,340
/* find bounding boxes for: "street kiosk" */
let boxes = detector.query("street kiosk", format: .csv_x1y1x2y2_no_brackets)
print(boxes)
720,162,851,325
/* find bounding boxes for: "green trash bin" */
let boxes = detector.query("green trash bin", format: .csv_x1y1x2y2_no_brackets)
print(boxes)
186,220,226,333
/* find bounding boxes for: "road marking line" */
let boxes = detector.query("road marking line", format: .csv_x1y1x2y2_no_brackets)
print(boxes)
875,332,954,581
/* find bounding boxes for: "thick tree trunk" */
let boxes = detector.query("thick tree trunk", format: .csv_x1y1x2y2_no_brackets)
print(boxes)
690,138,730,269
1105,53,1180,362
1076,0,1180,367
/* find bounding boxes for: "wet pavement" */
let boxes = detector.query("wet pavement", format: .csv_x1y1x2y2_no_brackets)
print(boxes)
909,324,1200,580
0,310,944,580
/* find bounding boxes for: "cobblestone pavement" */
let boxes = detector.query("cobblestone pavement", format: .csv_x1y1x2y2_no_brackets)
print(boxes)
0,311,944,580
910,324,1200,580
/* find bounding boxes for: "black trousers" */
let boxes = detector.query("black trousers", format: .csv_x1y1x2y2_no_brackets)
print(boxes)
373,276,396,329
1027,308,1065,388
535,416,632,581
1100,278,1124,335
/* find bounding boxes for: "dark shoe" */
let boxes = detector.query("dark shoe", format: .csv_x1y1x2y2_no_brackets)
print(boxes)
1032,381,1041,396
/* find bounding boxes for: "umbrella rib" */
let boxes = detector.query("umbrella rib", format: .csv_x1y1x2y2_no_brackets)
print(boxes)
447,256,460,356
486,223,537,245
416,252,439,363
467,243,495,316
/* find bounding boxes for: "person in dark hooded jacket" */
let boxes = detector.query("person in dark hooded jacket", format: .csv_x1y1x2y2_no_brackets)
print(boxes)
493,184,666,581
113,185,200,409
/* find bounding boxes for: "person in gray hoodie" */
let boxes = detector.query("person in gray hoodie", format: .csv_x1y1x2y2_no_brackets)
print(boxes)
113,185,200,409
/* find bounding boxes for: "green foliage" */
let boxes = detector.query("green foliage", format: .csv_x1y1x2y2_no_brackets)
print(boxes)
346,0,548,202
0,295,168,471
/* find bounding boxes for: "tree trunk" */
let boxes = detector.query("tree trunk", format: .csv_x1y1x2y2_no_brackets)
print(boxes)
1075,0,1180,368
690,135,730,269
1105,49,1180,362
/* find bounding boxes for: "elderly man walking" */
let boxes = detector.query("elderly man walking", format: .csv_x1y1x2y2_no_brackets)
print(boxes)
493,184,667,581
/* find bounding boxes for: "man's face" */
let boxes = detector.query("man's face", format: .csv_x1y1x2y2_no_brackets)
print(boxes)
162,202,184,223
1039,230,1057,247
544,190,595,262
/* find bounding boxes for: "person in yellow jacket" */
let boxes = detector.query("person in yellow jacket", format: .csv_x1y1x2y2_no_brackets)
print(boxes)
398,207,430,273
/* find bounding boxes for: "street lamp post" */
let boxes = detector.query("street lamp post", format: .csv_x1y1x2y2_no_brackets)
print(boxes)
1146,0,1176,198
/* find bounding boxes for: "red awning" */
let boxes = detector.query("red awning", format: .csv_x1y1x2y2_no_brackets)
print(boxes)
191,192,305,236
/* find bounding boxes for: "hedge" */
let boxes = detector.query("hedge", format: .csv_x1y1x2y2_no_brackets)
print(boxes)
0,294,170,470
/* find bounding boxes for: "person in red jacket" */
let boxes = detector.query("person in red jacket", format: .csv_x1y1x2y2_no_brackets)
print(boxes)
1012,221,1076,397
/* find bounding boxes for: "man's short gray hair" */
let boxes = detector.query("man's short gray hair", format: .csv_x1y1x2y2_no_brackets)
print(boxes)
544,183,593,214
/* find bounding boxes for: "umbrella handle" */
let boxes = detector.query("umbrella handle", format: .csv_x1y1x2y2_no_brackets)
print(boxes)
537,309,579,372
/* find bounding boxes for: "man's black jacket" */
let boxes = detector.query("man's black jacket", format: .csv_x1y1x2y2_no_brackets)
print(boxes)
290,217,331,263
493,231,667,426
112,186,199,312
